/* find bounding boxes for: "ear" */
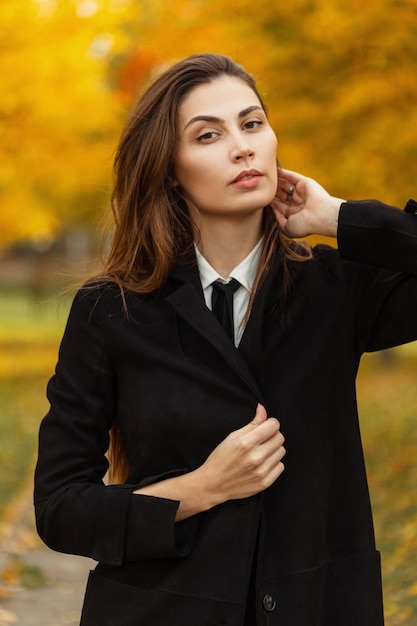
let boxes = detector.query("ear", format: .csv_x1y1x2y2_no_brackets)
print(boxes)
168,169,179,188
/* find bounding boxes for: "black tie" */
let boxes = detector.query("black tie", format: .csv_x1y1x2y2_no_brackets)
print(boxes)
211,278,241,342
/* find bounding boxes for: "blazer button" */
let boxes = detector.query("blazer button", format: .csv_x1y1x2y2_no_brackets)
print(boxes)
262,594,277,612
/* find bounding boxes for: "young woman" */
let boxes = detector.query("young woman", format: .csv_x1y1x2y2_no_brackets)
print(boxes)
34,53,417,626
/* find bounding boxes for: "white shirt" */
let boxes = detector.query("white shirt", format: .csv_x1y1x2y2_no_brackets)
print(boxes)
195,239,263,347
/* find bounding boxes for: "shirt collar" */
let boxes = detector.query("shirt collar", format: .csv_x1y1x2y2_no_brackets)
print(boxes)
195,238,263,293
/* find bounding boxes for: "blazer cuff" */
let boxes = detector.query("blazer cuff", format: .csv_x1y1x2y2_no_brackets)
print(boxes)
92,469,199,565
124,494,198,562
92,485,132,565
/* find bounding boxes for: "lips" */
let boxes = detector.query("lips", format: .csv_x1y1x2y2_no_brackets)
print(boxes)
231,169,262,184
230,169,263,190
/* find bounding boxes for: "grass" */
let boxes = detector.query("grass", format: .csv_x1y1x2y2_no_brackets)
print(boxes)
0,288,416,624
0,288,71,517
358,346,417,626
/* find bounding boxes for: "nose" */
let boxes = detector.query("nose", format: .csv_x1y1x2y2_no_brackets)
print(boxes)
230,134,255,162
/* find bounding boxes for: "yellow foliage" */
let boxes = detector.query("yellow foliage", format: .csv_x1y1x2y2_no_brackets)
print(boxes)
0,0,124,244
0,188,58,242
1,0,417,245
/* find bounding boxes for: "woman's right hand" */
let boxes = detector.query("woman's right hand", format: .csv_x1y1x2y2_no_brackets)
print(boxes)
197,404,286,505
134,404,285,521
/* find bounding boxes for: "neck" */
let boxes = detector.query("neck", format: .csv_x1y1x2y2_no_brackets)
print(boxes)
195,213,263,277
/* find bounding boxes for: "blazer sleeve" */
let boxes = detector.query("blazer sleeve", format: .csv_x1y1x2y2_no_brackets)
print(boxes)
338,199,417,274
336,199,417,352
34,285,197,566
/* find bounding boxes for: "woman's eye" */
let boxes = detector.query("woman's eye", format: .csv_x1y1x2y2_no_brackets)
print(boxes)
196,131,219,142
244,119,263,131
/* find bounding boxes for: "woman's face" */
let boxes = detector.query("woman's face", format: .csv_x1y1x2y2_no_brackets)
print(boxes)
174,76,278,225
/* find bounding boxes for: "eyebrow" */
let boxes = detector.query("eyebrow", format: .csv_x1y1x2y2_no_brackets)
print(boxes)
183,105,263,131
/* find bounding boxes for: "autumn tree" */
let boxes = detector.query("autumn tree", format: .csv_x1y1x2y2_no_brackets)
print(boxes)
0,0,126,245
115,0,417,205
1,0,417,247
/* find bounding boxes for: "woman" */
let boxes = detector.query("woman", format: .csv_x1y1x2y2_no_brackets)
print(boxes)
34,53,417,625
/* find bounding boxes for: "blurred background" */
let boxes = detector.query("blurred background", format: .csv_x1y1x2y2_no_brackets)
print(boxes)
0,0,416,624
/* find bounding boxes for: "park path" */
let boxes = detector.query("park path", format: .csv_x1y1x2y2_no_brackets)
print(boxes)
0,478,93,626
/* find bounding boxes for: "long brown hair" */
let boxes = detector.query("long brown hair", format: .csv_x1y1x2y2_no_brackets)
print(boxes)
105,53,311,483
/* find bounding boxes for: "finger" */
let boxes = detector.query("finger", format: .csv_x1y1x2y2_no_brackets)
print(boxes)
276,182,300,207
251,403,267,425
257,450,286,488
244,417,281,446
265,443,286,469
276,179,295,198
285,185,296,204
258,431,285,459
273,209,289,233
228,420,278,451
274,460,285,481
254,457,285,490
266,442,286,465
278,168,304,185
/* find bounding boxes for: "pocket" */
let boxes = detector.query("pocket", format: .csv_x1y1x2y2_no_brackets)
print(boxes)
325,551,384,626
80,570,241,626
259,552,384,626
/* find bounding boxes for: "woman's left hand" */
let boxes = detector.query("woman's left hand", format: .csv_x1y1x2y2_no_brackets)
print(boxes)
274,168,345,239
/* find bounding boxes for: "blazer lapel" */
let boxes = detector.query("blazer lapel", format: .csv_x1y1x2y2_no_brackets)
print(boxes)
167,264,264,403
238,248,284,372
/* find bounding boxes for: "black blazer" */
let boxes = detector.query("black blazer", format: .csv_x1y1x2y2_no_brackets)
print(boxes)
34,199,417,626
